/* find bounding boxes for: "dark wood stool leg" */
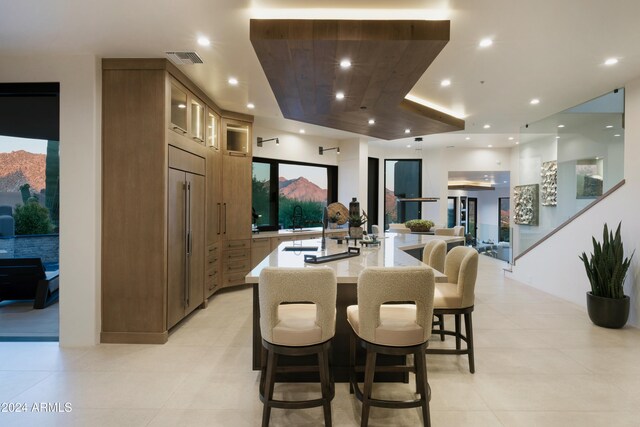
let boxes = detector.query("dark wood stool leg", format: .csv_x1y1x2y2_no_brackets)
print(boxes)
455,314,461,350
414,348,431,427
464,312,475,374
361,350,377,427
437,314,445,341
318,347,333,427
261,349,278,427
349,332,356,394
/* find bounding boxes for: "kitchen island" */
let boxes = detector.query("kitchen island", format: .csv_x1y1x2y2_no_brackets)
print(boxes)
245,232,465,381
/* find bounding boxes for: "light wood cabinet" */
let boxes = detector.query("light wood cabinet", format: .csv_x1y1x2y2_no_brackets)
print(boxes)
251,237,271,269
101,58,253,344
221,118,253,287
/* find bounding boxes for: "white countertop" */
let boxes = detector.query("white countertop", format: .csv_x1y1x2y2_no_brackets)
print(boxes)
250,227,347,239
245,232,464,284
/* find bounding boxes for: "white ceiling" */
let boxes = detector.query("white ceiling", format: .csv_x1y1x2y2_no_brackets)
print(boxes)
1,0,639,149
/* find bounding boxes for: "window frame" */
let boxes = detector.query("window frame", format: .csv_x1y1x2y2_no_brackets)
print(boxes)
252,157,338,230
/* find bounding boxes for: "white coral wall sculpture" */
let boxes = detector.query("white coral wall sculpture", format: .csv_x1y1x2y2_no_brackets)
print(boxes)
540,161,557,206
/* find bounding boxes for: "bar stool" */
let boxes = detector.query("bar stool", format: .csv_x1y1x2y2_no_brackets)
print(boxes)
426,246,478,373
422,240,446,341
347,267,435,427
258,267,337,427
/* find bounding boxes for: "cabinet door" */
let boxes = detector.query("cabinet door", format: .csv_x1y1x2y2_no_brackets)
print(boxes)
170,83,188,135
206,149,222,245
167,168,187,329
186,173,205,313
222,119,251,156
190,97,205,144
222,155,252,240
206,110,220,150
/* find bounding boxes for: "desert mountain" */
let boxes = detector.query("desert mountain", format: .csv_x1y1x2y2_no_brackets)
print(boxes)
279,176,326,202
0,150,46,192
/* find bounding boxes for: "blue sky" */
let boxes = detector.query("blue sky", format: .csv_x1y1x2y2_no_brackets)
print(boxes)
0,135,48,154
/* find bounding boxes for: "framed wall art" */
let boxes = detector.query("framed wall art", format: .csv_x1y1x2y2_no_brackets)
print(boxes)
514,184,539,225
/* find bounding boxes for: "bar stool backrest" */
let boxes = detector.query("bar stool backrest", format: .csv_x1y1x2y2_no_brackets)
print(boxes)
422,240,446,273
356,267,435,344
444,246,479,308
259,267,337,344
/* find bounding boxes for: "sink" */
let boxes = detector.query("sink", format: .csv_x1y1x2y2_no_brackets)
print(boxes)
282,246,318,252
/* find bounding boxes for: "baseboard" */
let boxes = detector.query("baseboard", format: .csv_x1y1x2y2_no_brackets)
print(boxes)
100,331,168,344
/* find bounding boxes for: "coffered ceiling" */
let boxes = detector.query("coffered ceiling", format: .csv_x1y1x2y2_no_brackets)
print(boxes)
1,0,639,148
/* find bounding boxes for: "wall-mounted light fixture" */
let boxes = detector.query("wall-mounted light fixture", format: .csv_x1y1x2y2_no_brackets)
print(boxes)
319,146,340,155
257,137,279,147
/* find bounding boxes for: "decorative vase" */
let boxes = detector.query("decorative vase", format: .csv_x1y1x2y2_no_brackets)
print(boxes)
349,226,363,239
586,292,630,329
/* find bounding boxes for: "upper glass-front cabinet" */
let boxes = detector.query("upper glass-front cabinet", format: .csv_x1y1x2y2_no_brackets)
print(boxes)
190,98,205,144
170,83,188,135
223,119,251,155
207,110,220,150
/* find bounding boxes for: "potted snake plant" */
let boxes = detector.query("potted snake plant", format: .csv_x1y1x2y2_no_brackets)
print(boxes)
579,222,634,328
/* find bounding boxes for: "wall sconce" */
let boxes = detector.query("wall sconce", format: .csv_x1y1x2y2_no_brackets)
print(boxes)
257,137,279,147
319,146,340,155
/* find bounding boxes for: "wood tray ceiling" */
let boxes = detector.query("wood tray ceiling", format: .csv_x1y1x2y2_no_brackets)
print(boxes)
250,19,465,140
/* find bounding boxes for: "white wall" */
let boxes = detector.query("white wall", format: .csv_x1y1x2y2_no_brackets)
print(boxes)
0,55,101,346
509,75,640,327
252,125,339,167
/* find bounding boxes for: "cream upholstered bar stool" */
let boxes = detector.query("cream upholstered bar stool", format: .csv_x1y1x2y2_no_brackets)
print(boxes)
426,246,479,373
347,267,435,427
434,227,456,236
422,240,447,341
258,267,337,427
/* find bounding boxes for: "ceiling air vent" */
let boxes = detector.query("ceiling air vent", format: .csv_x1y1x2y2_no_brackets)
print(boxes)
165,51,204,65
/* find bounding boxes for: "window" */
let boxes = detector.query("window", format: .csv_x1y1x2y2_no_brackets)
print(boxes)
252,158,338,230
384,159,421,229
498,197,510,242
447,197,457,228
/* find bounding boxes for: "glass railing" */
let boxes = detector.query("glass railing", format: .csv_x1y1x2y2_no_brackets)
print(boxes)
474,222,512,263
515,89,625,257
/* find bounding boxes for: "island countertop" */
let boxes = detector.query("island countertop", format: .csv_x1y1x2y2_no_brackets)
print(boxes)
245,232,464,284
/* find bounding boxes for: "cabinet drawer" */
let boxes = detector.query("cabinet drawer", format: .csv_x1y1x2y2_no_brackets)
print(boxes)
223,271,249,287
224,248,250,261
223,239,251,250
207,244,220,263
206,270,219,292
223,258,251,273
252,237,270,248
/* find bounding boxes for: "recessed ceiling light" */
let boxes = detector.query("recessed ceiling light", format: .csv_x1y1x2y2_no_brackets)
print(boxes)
177,103,186,109
406,144,412,148
335,92,345,100
558,124,565,128
503,181,507,184
483,124,491,129
441,79,451,87
614,134,621,137
299,129,305,134
340,59,351,69
404,129,411,134
605,125,613,128
197,36,211,47
508,137,514,140
228,77,238,85
530,98,540,105
247,103,255,109
465,137,471,140
483,174,488,178
479,38,493,48
487,145,493,148
604,58,619,66
595,156,600,160
555,136,560,139
368,119,375,125
515,141,519,145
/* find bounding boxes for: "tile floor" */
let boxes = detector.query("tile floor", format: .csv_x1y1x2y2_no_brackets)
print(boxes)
1,256,640,426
